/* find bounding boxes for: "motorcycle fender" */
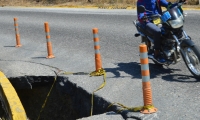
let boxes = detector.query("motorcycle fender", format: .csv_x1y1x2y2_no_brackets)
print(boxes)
180,39,195,47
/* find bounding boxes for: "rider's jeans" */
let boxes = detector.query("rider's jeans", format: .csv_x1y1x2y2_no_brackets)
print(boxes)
145,22,161,50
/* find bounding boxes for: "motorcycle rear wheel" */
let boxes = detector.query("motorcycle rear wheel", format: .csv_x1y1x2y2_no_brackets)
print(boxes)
181,45,200,79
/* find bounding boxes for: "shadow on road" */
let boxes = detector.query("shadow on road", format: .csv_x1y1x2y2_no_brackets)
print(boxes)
31,57,46,59
104,62,199,82
161,74,198,83
4,46,15,47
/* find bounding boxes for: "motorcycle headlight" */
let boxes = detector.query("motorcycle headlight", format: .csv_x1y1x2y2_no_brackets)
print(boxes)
168,16,183,29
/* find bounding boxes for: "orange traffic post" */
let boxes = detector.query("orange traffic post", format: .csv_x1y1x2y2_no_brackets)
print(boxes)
44,22,55,59
14,17,22,47
93,28,102,71
139,44,157,114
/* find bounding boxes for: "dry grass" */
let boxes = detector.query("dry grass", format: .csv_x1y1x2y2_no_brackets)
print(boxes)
0,0,199,7
0,0,135,7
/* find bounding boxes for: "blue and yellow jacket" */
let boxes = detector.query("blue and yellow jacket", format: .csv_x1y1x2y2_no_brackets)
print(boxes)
137,0,176,23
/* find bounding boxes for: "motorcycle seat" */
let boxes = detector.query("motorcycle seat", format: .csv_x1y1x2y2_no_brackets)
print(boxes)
135,20,154,38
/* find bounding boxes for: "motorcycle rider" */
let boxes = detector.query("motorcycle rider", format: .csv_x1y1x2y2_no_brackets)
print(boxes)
137,0,186,63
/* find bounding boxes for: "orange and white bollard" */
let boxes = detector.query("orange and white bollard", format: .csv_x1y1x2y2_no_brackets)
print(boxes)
14,17,22,47
93,28,102,71
44,22,55,59
139,44,157,114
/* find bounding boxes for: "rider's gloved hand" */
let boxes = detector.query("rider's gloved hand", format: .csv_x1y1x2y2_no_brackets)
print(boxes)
139,13,148,21
139,13,145,19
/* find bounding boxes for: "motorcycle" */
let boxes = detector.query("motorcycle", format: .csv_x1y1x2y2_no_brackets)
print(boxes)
133,1,200,79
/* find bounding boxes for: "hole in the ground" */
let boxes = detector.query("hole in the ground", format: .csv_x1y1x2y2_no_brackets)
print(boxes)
1,76,116,120
8,76,79,120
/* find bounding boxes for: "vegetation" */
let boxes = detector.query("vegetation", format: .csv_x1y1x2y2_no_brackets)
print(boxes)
0,0,199,8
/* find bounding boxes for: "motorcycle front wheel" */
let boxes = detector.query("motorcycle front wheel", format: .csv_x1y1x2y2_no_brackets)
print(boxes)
181,45,200,79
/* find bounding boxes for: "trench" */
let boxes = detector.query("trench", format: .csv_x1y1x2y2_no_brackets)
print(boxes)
4,76,117,120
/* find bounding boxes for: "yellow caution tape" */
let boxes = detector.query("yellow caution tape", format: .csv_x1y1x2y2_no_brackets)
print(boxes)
90,68,106,116
0,71,27,120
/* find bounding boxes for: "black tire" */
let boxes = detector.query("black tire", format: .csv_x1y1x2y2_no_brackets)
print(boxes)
181,45,200,79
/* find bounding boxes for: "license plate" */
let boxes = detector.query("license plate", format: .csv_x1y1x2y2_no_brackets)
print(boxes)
153,18,161,25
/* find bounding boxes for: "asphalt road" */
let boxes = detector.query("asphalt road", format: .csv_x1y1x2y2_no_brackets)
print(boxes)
0,7,200,120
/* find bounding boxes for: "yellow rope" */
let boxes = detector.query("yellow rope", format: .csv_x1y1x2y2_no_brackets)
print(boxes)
61,72,74,75
107,102,155,113
90,68,106,116
89,68,106,76
61,72,89,75
36,69,106,119
36,72,57,120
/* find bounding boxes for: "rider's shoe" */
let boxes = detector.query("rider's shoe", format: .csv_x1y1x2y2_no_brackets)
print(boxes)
148,49,154,59
153,50,166,64
148,50,166,64
148,53,154,59
154,55,166,63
